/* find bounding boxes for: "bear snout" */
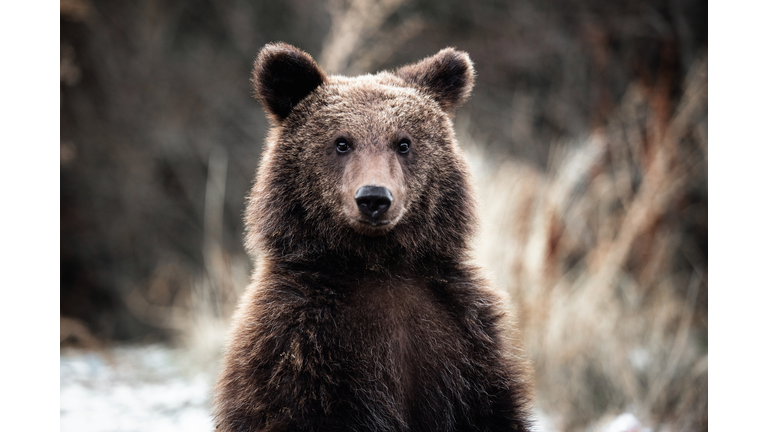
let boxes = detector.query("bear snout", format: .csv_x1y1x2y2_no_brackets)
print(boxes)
355,185,393,220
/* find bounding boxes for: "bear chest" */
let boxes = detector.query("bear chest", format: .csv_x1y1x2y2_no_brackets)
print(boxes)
327,277,476,409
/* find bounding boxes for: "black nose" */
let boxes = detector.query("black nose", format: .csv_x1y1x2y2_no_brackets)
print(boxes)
355,186,393,219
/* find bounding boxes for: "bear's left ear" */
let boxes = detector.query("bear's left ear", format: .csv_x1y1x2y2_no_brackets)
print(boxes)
252,43,327,122
396,48,475,114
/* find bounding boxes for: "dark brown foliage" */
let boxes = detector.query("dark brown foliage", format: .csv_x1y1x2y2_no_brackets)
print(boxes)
213,44,533,432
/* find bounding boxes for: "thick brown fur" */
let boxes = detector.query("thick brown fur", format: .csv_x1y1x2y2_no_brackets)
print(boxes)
213,43,533,432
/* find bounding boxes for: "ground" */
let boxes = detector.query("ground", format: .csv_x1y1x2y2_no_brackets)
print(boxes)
60,344,215,432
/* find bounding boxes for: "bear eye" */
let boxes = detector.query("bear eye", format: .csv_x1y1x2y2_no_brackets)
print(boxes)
397,140,410,154
336,140,351,153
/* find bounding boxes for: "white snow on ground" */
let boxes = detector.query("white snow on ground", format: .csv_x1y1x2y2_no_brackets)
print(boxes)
602,412,652,432
531,408,559,432
60,344,216,432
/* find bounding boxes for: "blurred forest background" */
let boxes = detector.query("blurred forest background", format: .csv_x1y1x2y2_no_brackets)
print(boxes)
60,0,707,430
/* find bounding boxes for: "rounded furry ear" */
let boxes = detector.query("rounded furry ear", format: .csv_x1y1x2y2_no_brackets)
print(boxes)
252,43,327,122
396,48,475,114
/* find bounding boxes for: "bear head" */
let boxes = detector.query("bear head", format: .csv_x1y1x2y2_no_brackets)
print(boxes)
245,43,478,265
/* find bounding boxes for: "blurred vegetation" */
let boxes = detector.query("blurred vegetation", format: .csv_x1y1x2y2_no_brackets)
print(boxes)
60,0,706,430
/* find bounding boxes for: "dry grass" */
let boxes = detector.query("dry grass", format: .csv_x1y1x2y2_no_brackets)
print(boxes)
470,55,708,431
319,0,424,75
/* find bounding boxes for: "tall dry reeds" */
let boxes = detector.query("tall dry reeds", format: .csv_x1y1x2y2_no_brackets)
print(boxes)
318,0,423,75
470,54,708,431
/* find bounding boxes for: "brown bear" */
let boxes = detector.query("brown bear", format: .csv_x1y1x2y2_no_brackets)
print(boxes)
213,42,533,432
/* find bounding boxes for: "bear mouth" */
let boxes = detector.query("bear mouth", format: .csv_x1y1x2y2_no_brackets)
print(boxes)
357,219,390,227
351,218,394,236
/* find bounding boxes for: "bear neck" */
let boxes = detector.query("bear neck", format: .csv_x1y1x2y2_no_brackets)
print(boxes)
260,245,474,282
256,232,473,273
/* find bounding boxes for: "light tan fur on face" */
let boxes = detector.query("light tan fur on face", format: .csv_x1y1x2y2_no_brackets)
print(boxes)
298,75,445,236
339,139,408,235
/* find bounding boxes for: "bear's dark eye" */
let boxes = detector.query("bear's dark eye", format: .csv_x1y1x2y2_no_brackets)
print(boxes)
397,140,410,154
336,140,350,153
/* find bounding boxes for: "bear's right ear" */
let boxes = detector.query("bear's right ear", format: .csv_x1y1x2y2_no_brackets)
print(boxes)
252,43,327,122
